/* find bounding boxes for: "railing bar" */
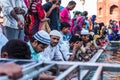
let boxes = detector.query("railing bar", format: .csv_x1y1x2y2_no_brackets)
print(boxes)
22,62,43,74
91,66,103,80
54,65,78,80
100,70,103,80
19,64,55,80
78,66,81,80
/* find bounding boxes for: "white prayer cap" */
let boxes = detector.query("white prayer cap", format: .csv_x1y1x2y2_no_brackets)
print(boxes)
50,30,61,38
81,29,89,35
33,30,50,45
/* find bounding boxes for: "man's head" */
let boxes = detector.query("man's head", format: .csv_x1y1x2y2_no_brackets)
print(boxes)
69,35,82,48
56,0,61,5
45,0,49,2
60,22,70,35
30,30,50,53
1,39,31,59
82,11,88,17
50,30,61,47
49,0,57,4
81,29,90,42
67,1,76,10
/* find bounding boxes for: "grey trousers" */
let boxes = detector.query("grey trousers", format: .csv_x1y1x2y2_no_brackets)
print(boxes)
4,26,24,40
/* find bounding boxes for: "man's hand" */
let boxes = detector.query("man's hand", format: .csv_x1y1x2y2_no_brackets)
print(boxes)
14,7,25,14
73,41,81,51
17,20,24,30
41,17,50,22
51,4,59,10
0,63,23,79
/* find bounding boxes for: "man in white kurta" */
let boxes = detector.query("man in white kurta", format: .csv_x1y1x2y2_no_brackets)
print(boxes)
39,30,64,61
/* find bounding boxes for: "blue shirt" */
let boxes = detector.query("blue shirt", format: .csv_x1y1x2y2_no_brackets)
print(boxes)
27,41,45,61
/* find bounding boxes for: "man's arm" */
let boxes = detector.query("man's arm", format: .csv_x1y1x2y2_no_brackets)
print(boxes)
10,10,23,29
69,41,81,61
14,1,28,15
45,4,59,17
0,63,22,79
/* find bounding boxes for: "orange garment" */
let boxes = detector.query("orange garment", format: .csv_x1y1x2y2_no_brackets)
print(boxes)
88,19,93,31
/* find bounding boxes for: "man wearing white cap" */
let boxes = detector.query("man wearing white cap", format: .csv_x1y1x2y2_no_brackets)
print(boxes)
27,30,50,61
40,30,64,61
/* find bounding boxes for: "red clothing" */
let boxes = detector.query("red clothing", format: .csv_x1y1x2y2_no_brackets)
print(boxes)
29,2,45,37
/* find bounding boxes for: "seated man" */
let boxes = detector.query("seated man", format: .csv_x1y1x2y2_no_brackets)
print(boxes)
27,30,50,61
1,39,30,79
27,30,56,80
40,30,63,61
1,39,31,59
1,39,55,80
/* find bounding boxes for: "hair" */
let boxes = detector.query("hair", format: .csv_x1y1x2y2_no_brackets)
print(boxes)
30,37,48,46
60,22,70,31
1,39,31,59
82,11,88,16
69,35,82,44
68,1,76,5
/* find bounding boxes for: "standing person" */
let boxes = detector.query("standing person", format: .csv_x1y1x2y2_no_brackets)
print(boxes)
90,15,96,31
112,20,118,40
0,4,8,53
2,0,28,40
60,1,76,24
43,0,60,30
72,11,88,35
29,0,49,37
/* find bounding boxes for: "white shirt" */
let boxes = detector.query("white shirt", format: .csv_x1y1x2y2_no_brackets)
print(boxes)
39,45,64,61
59,32,70,61
2,0,27,29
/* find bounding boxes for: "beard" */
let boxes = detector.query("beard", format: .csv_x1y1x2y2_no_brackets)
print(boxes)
51,42,58,47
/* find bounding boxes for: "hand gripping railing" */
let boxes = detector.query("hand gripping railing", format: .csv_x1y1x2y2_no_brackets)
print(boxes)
0,59,56,80
45,61,120,80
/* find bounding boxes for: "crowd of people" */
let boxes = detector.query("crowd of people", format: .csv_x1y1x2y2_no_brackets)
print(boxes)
0,0,118,79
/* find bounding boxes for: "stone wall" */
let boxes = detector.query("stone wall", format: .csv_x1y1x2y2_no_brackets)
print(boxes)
97,0,120,25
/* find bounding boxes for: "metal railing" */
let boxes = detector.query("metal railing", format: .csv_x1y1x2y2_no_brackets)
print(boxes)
1,59,120,80
0,42,120,80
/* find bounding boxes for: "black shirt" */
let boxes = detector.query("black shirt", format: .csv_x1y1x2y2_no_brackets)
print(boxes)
43,2,59,30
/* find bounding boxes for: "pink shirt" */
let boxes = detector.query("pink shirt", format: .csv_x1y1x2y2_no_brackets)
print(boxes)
60,8,71,23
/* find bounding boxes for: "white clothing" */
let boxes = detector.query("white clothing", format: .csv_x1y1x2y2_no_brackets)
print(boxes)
39,45,64,61
59,32,70,61
2,0,27,29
